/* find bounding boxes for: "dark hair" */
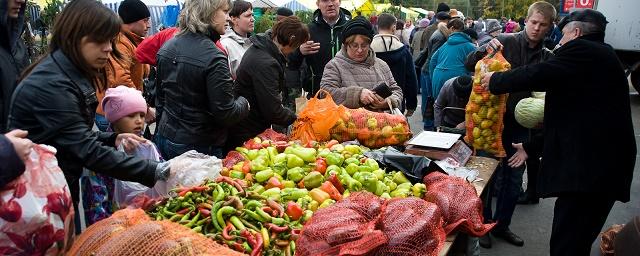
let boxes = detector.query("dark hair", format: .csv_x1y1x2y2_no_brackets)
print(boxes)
447,18,465,31
272,16,309,49
396,19,405,30
377,13,397,30
21,0,121,91
229,0,252,17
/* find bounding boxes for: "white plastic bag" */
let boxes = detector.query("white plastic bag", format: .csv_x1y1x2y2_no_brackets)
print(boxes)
157,150,223,196
113,142,163,208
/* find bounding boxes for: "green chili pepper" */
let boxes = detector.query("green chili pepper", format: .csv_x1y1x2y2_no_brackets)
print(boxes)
242,242,252,253
229,216,246,230
271,217,286,226
211,201,224,232
243,209,267,222
184,211,201,228
281,188,309,201
213,184,225,202
245,200,262,211
169,213,184,222
256,207,273,222
192,226,202,233
216,206,237,229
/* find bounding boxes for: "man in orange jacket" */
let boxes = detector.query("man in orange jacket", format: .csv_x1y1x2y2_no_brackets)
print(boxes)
96,0,151,131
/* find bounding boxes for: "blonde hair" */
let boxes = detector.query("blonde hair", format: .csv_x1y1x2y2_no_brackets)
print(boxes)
527,1,557,23
178,0,231,35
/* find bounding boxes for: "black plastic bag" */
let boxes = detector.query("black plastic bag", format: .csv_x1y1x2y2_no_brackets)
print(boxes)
364,147,436,183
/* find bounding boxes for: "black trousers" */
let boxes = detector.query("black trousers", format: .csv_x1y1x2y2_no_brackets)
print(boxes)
551,194,616,256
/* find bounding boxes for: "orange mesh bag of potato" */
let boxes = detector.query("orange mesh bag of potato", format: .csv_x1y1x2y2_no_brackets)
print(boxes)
464,49,510,157
296,192,446,256
369,197,445,256
67,209,246,256
423,172,495,236
329,108,412,148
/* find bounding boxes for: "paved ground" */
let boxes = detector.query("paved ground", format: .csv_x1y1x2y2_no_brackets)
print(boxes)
406,86,640,256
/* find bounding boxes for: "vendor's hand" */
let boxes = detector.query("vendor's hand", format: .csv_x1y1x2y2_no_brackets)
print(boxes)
360,89,377,105
299,41,320,55
508,143,528,168
481,72,494,89
5,129,33,161
116,133,147,153
487,38,503,52
145,107,156,124
405,109,415,117
370,95,388,109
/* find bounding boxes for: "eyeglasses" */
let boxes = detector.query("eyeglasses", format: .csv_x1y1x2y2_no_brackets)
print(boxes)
348,43,370,51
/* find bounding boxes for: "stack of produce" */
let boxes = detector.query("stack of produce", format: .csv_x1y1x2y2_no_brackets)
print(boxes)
464,49,511,157
328,108,412,148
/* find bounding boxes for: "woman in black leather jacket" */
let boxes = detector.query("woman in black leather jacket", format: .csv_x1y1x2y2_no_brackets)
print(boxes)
154,0,250,159
7,0,170,204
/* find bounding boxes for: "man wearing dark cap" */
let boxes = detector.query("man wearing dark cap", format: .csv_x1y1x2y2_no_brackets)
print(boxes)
465,1,557,248
481,9,636,255
96,0,152,131
433,75,472,128
276,7,293,22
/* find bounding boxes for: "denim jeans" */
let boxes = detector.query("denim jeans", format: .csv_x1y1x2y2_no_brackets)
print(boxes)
421,70,434,131
95,114,109,132
491,130,528,232
154,135,223,160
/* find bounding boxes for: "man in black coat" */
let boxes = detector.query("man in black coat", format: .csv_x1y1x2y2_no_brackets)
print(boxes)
481,9,636,255
287,0,351,98
1,0,29,133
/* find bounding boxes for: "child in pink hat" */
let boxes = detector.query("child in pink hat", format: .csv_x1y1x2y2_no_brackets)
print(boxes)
102,86,148,135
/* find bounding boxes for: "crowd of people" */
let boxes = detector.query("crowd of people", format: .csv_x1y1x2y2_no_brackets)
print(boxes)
0,0,636,255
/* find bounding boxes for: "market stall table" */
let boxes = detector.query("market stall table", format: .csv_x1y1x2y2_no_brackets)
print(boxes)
437,156,499,256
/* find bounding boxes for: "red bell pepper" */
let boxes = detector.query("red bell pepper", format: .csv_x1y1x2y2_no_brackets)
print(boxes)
315,158,327,174
327,173,345,193
285,201,303,221
265,176,284,190
320,181,343,201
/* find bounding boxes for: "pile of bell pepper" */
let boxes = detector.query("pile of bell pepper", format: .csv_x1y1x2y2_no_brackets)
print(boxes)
148,176,300,256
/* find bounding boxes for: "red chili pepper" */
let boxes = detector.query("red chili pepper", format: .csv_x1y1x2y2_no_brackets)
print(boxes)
250,232,263,256
176,208,190,215
242,229,256,247
291,228,302,240
178,188,191,197
320,181,343,201
265,223,290,233
262,207,273,214
242,160,251,173
222,223,235,241
192,186,209,192
266,199,284,218
315,158,327,174
297,179,305,189
198,207,211,217
328,173,345,193
232,242,244,252
216,176,246,196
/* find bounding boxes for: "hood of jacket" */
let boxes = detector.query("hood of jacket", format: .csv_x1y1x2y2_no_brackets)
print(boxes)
312,7,351,28
446,32,473,46
436,22,451,38
250,32,285,65
335,46,376,67
371,34,404,53
0,0,25,51
222,29,251,46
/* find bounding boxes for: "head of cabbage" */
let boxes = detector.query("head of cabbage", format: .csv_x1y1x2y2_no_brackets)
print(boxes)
515,97,544,129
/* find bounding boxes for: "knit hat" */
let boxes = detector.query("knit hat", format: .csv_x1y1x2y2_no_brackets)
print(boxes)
453,75,473,99
102,86,148,123
449,9,460,19
462,28,478,40
118,0,150,24
436,2,450,14
276,7,293,17
558,8,608,32
485,19,502,33
435,11,451,21
340,16,374,44
418,18,430,28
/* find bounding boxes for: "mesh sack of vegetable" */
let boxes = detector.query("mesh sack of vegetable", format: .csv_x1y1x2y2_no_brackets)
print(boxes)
330,108,412,148
464,48,510,157
423,172,495,236
296,192,387,255
67,209,246,256
369,197,445,256
291,90,347,143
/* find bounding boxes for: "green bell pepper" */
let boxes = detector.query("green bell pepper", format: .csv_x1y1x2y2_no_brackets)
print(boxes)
246,149,259,160
383,177,397,191
272,164,287,177
291,147,317,163
412,183,427,198
344,145,362,155
344,157,359,166
267,147,279,165
393,172,411,184
380,192,391,199
261,187,281,201
372,169,385,180
286,167,306,182
390,188,410,198
317,148,331,158
345,163,359,175
282,180,296,188
325,153,344,166
255,169,274,183
396,182,412,191
318,199,335,209
251,157,269,171
296,195,313,209
229,170,245,179
303,171,324,189
287,154,305,168
324,165,341,179
330,144,344,153
281,188,309,201
358,165,373,173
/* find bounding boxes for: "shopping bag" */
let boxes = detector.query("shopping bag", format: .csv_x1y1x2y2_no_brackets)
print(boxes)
295,89,308,115
0,144,74,255
291,89,346,143
80,169,115,225
113,142,163,209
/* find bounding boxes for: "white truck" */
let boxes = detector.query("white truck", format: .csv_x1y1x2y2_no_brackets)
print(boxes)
593,0,640,92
